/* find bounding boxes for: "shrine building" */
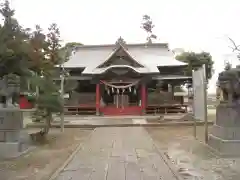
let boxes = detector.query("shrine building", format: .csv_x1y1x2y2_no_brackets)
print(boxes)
59,37,191,115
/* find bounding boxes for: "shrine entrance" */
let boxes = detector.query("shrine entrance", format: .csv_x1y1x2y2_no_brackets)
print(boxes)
99,80,144,115
92,45,148,115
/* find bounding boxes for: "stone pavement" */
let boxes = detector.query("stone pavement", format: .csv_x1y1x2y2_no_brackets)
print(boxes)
55,127,180,180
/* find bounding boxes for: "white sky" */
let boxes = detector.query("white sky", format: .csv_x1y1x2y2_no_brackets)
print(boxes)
10,0,240,93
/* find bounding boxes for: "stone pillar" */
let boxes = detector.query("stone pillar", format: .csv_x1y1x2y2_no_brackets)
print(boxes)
208,103,240,156
141,84,146,114
96,83,100,116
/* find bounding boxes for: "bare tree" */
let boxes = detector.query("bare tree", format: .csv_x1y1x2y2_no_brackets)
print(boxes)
228,37,240,61
228,37,240,52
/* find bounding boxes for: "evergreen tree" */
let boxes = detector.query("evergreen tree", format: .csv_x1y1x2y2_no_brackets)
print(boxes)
60,42,83,61
0,0,31,77
141,15,157,43
0,1,71,135
27,24,64,134
0,0,31,106
176,51,214,84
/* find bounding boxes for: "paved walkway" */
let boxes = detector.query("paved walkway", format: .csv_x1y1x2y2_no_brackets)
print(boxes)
55,127,179,180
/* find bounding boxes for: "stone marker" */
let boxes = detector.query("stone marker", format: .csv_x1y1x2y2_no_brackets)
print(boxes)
0,108,29,159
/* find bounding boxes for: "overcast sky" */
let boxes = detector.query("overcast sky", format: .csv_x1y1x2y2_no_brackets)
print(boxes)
11,0,240,93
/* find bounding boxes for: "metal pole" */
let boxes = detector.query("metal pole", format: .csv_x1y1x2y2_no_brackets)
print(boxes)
60,75,64,132
36,86,39,100
203,64,208,143
36,72,40,98
27,79,30,91
121,90,124,109
192,70,197,139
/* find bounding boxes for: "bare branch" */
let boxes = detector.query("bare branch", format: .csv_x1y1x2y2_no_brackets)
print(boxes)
228,46,235,52
228,36,240,52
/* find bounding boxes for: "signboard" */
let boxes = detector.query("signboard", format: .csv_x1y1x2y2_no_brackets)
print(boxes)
192,65,207,121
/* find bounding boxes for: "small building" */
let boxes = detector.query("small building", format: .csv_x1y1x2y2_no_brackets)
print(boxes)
59,37,191,115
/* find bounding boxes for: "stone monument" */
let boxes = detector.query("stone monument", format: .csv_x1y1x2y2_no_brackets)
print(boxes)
0,76,29,159
208,67,240,156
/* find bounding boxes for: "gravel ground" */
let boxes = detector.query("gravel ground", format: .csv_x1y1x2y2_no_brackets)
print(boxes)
0,128,93,180
147,126,240,180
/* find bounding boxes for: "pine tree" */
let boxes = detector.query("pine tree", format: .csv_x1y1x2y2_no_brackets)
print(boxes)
26,24,64,134
141,15,157,43
0,1,74,135
0,0,31,106
0,0,31,77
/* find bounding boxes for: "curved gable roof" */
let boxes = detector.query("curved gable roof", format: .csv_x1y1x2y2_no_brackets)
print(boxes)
96,44,145,68
62,42,187,74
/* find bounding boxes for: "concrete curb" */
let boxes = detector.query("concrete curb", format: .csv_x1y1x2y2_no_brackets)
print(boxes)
48,129,96,180
155,148,185,180
146,131,184,180
197,137,240,158
27,121,213,129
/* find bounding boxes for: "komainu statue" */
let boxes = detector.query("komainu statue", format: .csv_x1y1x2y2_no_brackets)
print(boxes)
218,67,240,104
208,67,240,156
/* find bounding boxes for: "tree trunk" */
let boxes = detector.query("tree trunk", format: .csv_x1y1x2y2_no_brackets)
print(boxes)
42,111,52,135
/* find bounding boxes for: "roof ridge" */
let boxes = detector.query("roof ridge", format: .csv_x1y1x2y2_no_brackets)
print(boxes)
74,43,169,49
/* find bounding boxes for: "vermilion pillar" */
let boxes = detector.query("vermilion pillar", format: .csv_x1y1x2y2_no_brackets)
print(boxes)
96,83,100,115
141,84,146,114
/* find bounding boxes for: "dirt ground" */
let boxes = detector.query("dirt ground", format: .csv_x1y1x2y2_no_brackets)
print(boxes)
146,126,240,180
0,128,93,180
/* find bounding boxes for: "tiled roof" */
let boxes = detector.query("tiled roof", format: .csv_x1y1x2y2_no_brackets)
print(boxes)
62,43,187,74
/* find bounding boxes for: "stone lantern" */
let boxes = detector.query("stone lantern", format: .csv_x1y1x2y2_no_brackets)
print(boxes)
0,76,28,159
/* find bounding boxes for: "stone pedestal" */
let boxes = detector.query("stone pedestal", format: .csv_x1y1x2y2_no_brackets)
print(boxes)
0,108,28,159
208,103,240,156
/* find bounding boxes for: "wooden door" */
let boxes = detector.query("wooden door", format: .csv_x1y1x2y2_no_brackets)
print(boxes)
114,94,129,108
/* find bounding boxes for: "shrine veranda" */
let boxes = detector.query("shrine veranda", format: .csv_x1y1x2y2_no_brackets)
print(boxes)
54,38,192,115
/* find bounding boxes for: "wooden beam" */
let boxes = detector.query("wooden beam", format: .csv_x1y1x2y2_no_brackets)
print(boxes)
53,76,92,80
